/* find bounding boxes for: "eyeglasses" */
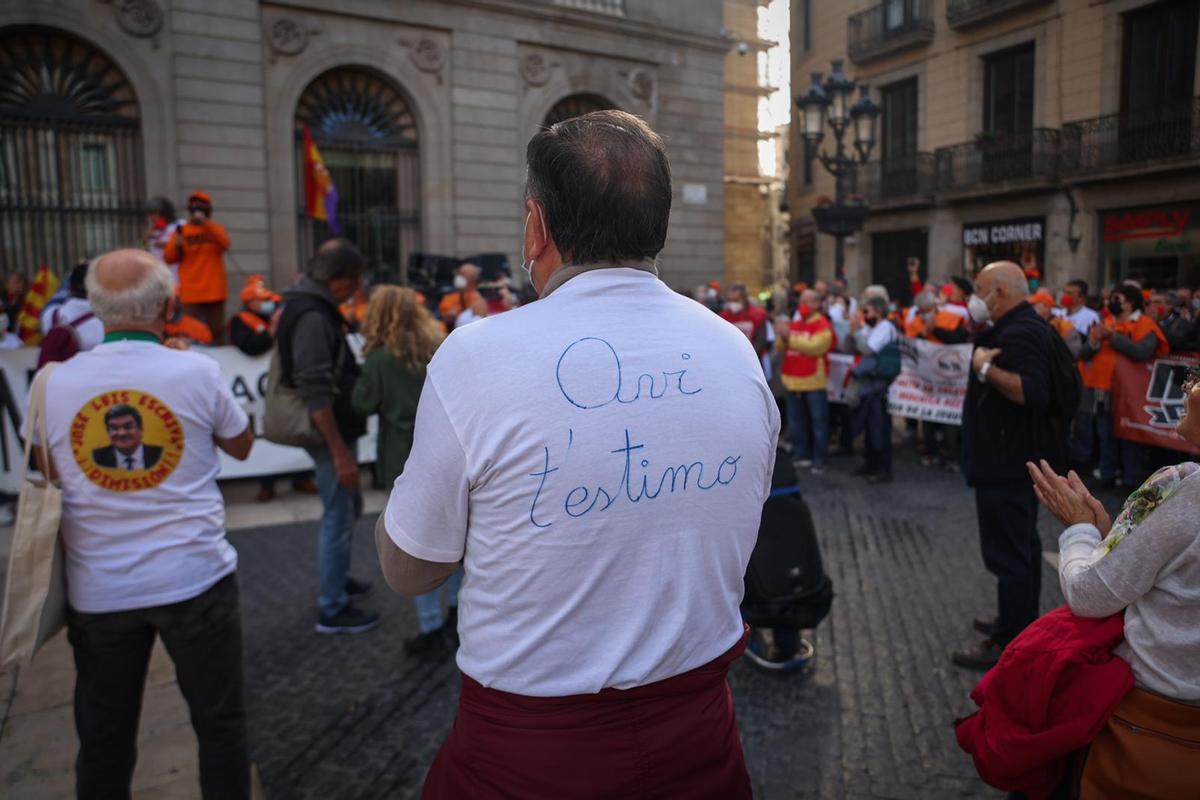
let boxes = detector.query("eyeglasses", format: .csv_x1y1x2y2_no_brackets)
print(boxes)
1183,366,1200,394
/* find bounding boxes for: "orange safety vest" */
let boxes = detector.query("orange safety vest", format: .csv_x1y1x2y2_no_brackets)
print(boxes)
236,309,269,335
165,314,214,345
1079,314,1169,391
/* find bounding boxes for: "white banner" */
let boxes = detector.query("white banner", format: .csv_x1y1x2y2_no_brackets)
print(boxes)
0,343,377,493
826,353,856,404
886,338,972,425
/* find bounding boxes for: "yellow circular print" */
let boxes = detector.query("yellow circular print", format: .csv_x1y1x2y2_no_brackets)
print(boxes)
70,390,185,492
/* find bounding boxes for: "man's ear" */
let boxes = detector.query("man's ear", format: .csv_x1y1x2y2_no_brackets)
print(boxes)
525,198,550,259
164,296,177,322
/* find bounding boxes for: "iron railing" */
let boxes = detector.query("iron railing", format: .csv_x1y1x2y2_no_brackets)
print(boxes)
1060,98,1200,177
295,134,422,285
946,0,1053,30
848,0,935,64
0,112,145,274
854,152,937,206
935,128,1059,193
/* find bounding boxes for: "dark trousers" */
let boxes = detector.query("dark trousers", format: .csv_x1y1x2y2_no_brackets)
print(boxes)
975,483,1042,647
854,388,892,474
67,574,250,800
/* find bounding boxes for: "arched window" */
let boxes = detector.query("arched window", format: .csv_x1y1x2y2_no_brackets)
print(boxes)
295,67,420,282
0,27,144,272
543,93,615,127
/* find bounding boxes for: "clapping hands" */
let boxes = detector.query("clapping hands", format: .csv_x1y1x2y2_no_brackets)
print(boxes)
1026,459,1112,536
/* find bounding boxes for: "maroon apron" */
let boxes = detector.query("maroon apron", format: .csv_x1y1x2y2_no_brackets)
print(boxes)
422,629,752,799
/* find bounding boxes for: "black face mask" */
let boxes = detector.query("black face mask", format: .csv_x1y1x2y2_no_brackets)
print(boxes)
863,315,879,327
1108,298,1125,316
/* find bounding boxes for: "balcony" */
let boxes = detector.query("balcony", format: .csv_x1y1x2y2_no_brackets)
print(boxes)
848,0,935,65
934,128,1059,199
853,153,937,209
1060,98,1200,182
946,0,1053,31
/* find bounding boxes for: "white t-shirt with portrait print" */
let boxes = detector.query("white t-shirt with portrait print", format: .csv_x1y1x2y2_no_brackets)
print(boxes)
384,268,779,697
40,338,249,613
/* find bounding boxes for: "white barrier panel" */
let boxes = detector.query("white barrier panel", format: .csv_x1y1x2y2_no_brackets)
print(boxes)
887,338,972,425
0,344,377,493
826,353,855,404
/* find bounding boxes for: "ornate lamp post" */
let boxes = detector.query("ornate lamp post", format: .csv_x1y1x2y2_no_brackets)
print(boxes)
796,59,881,282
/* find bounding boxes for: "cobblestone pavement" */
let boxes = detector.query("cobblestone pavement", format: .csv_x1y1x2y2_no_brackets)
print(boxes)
233,445,1100,800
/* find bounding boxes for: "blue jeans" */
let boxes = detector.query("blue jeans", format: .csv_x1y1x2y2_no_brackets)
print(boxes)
786,389,830,467
307,447,358,618
414,570,463,634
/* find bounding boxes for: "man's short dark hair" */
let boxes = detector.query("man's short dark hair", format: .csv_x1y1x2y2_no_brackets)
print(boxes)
525,110,671,266
105,404,142,429
308,238,366,282
69,259,89,299
1067,278,1089,296
1118,284,1144,311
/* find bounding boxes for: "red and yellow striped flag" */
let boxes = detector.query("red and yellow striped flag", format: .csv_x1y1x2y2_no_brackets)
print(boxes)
17,265,60,345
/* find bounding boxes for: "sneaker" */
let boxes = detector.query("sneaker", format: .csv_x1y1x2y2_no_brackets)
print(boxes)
315,605,380,635
796,459,814,468
810,466,825,476
404,629,446,656
744,630,814,672
972,616,996,636
951,638,1003,670
345,577,373,599
867,471,893,484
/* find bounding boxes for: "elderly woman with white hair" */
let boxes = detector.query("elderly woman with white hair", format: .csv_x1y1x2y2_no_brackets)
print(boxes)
1028,363,1200,798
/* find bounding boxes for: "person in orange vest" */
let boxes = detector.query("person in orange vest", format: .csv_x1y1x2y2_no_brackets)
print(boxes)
782,288,834,475
904,291,937,339
931,277,972,344
1077,284,1169,486
1030,289,1082,357
163,190,230,345
164,298,214,346
438,263,481,329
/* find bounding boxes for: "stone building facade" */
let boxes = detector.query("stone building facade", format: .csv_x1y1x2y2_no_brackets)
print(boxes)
789,0,1200,303
0,0,728,303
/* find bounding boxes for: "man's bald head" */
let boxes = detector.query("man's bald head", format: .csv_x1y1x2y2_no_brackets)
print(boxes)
800,289,820,310
975,261,1029,320
86,249,174,329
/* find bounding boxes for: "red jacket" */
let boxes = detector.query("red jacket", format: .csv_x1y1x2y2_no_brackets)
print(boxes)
955,606,1133,799
721,305,769,356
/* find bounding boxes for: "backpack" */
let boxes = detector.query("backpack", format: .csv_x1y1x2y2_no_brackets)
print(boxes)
37,309,94,368
741,450,834,630
1041,321,1082,445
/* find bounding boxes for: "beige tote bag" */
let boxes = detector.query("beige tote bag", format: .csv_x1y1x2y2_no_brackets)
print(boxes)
0,363,65,667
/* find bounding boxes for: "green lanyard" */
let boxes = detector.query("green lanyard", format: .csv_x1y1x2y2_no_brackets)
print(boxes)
102,331,161,344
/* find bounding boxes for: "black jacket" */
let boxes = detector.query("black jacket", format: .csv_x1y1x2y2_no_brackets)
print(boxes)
93,445,163,469
961,302,1065,486
277,277,365,444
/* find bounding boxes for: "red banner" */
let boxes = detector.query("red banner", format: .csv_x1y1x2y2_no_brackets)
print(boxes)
1111,352,1200,454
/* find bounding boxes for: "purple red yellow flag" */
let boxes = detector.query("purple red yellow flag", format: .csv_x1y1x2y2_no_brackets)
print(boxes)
301,124,341,236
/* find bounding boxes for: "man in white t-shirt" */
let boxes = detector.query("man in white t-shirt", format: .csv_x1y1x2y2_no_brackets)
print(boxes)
39,260,105,353
35,249,255,799
376,111,777,798
1063,278,1100,336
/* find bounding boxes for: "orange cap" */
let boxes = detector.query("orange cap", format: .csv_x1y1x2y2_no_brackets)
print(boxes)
188,190,212,207
240,274,280,305
1030,290,1055,309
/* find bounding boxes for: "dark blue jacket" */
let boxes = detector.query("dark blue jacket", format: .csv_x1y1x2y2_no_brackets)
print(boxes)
962,302,1066,486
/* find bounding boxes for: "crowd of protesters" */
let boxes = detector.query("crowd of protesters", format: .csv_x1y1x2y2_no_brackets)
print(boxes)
3,108,1199,800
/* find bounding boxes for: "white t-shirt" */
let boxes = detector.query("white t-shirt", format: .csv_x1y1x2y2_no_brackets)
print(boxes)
1067,305,1100,336
40,297,105,353
42,339,248,613
384,268,779,697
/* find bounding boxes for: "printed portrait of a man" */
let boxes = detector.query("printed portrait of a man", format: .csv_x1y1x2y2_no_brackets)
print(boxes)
92,404,163,470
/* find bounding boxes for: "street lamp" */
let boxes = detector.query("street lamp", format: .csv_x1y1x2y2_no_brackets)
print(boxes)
796,59,881,282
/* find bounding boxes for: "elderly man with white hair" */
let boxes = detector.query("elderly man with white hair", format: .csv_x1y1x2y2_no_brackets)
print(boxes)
33,248,255,799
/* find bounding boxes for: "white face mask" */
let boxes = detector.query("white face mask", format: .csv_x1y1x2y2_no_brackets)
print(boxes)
726,301,744,314
453,274,468,290
968,291,993,324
